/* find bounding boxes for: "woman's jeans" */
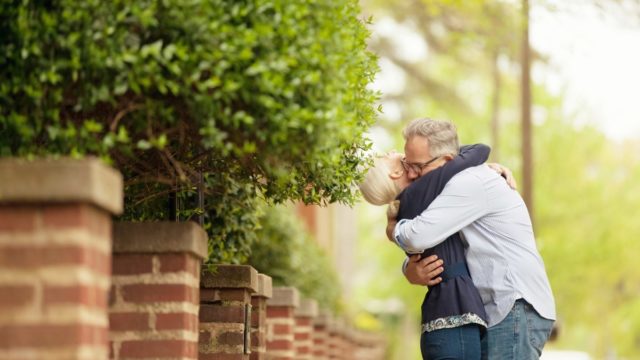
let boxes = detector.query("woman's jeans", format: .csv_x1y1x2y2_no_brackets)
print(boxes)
481,299,555,360
421,324,482,360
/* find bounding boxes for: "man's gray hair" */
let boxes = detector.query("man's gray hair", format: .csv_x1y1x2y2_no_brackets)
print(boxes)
402,118,460,157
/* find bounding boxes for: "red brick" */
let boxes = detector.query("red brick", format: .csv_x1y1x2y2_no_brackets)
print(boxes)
109,312,150,331
0,284,34,306
216,331,244,346
267,339,294,351
0,324,106,347
295,333,311,341
295,318,312,326
296,345,311,353
266,307,293,318
112,254,153,275
251,331,265,347
158,253,199,275
273,324,292,335
250,352,266,360
108,285,117,307
0,245,109,273
218,288,251,302
199,304,245,323
0,206,37,232
200,288,219,302
155,313,197,331
251,307,266,327
42,204,110,237
119,340,197,358
198,330,212,346
121,284,197,303
199,354,245,360
44,285,107,308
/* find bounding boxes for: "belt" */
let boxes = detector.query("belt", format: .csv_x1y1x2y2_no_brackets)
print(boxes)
441,261,470,281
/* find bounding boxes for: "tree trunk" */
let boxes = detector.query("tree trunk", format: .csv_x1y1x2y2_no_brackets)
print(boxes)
490,50,502,163
521,0,534,224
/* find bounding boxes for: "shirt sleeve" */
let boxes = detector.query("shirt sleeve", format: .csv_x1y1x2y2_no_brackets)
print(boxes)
393,171,489,253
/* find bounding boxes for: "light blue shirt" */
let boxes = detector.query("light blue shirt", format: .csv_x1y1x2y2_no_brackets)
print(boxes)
394,165,556,327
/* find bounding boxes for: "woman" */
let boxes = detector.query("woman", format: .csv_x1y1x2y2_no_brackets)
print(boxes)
360,144,513,360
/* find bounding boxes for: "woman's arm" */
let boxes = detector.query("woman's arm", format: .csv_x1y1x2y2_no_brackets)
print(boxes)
395,143,491,221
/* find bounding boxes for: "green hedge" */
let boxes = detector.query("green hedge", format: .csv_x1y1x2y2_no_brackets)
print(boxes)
248,205,342,312
0,0,378,263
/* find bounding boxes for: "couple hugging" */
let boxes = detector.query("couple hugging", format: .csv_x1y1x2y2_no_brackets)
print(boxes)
359,118,556,360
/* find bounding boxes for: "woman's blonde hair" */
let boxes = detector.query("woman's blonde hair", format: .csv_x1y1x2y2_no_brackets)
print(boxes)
359,156,401,206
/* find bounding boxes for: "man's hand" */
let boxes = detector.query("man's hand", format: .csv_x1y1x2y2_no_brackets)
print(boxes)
404,254,444,286
487,163,517,190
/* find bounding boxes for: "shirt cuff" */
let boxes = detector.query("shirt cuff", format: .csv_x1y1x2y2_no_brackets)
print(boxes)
394,219,410,250
401,257,409,275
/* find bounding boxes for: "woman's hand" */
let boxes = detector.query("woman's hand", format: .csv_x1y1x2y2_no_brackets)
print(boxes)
487,163,517,189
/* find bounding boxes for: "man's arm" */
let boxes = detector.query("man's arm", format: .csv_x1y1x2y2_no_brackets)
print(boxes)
393,171,488,253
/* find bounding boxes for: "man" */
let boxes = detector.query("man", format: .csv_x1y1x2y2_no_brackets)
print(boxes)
390,118,556,359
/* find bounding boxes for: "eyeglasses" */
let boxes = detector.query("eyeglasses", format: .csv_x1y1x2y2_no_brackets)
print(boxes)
400,156,441,174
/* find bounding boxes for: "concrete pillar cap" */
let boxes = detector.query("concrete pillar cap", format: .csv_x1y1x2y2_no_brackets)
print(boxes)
294,298,318,318
201,264,259,293
313,310,334,327
253,274,273,299
267,286,300,308
0,157,123,214
113,222,208,259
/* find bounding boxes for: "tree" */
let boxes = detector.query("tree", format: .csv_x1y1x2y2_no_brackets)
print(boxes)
0,0,379,263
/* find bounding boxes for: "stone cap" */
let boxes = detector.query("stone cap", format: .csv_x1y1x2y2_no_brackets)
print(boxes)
201,264,258,293
313,310,334,328
113,222,208,260
253,274,273,299
267,286,300,308
294,298,318,318
0,157,123,214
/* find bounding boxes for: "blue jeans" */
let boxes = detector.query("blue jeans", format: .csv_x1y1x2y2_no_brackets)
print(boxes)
481,299,554,360
421,324,482,360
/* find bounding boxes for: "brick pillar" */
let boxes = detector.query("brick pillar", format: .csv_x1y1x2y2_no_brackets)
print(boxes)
266,287,300,360
109,222,207,359
250,274,272,360
354,331,386,360
312,311,332,360
200,265,258,360
294,298,318,359
0,158,122,360
327,317,342,360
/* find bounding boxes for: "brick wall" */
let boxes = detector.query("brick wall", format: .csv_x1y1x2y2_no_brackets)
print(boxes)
251,274,272,360
266,287,300,360
109,222,207,359
0,158,122,360
312,311,331,360
200,265,259,360
294,298,318,359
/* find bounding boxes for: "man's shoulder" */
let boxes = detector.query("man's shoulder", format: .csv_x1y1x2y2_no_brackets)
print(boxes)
450,164,492,182
445,165,489,191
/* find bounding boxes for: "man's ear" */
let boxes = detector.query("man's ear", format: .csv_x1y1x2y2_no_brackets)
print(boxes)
443,154,454,161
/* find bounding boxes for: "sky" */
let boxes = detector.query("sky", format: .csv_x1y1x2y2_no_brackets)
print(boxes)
531,1,640,141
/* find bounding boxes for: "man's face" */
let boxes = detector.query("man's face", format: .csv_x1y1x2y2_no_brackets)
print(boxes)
403,135,443,180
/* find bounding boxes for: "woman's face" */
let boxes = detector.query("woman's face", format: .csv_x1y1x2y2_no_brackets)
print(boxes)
385,151,411,191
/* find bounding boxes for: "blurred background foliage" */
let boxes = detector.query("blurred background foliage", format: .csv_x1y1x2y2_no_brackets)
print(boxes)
247,204,342,313
355,0,640,359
